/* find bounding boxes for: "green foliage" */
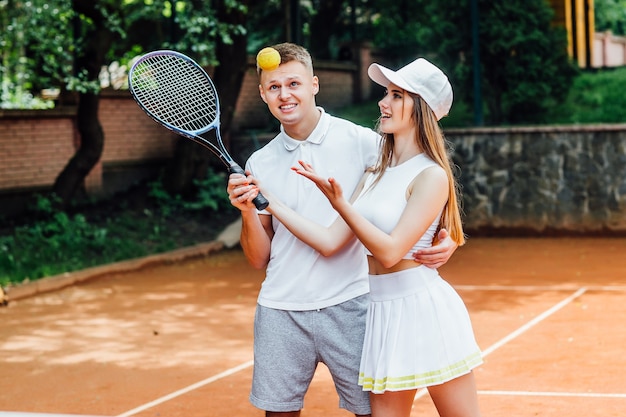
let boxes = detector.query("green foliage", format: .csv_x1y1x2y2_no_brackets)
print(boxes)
547,66,626,124
333,100,380,129
476,0,579,124
320,0,578,126
595,0,626,35
246,1,284,53
337,68,626,127
1,0,249,108
334,97,474,131
149,168,231,214
367,0,450,63
0,194,167,287
163,1,248,66
187,173,232,211
0,0,609,125
0,168,236,287
1,0,74,107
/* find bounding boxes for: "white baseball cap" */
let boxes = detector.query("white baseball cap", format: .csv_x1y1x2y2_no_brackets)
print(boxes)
368,58,453,120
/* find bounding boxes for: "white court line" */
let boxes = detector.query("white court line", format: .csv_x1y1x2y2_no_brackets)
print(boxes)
115,360,253,417
480,287,586,357
414,287,588,400
478,390,626,399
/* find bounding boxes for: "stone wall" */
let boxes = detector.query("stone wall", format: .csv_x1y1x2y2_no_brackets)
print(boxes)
446,124,626,235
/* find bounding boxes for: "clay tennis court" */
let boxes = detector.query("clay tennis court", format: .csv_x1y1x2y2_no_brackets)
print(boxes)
1,236,625,416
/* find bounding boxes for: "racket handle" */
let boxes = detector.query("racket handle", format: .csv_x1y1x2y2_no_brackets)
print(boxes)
228,165,270,210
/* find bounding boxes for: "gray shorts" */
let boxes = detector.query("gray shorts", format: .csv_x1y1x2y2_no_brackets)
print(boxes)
249,294,370,414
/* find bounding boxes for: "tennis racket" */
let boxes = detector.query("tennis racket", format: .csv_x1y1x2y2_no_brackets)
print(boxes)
128,50,269,210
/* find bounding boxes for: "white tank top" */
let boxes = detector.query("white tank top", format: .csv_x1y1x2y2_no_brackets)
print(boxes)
353,153,442,259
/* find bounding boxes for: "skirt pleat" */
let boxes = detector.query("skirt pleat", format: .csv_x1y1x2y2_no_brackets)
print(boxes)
358,266,483,393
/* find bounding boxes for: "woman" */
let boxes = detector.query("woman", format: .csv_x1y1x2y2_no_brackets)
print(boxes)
250,57,483,417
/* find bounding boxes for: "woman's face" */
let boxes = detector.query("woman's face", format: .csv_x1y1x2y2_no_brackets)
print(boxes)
377,83,415,136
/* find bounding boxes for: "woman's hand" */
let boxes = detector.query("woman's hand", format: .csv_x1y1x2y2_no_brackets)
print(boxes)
292,160,347,207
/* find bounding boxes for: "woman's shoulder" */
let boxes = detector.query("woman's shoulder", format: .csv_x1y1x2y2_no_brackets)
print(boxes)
410,162,447,192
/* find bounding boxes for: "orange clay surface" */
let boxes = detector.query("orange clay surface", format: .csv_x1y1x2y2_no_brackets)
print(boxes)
1,237,626,417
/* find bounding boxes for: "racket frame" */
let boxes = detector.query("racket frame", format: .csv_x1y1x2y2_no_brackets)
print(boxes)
128,50,268,209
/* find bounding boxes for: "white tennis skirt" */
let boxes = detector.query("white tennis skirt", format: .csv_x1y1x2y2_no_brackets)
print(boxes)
358,266,483,394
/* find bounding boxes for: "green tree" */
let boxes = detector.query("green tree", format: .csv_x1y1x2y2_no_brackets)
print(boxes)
595,0,626,35
476,1,578,124
360,0,578,125
245,0,360,60
1,0,75,109
1,0,249,204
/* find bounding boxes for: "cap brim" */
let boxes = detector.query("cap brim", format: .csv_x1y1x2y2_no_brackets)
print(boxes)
368,63,391,88
368,63,412,93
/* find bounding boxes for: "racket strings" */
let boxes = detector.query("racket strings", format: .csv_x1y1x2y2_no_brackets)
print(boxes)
131,54,218,133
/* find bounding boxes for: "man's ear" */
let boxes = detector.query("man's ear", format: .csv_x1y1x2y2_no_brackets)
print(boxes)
312,75,319,95
259,84,268,103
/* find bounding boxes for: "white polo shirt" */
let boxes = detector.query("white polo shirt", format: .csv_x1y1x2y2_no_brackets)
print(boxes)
246,108,379,311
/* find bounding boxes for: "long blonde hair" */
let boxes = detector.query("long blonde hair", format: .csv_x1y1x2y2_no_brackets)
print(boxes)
371,93,466,246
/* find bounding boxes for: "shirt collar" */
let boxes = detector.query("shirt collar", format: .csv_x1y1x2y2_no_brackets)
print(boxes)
280,107,330,151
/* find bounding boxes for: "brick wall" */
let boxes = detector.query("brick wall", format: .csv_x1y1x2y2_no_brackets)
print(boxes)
316,64,358,110
232,66,273,130
0,94,177,199
99,92,176,164
0,111,76,190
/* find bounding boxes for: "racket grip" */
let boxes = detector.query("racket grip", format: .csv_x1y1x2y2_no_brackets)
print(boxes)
228,165,269,210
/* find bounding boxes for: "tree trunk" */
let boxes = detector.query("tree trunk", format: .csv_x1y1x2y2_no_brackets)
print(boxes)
52,92,104,202
52,0,115,206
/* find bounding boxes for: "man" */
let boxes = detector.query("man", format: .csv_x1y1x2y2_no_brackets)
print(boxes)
227,43,457,417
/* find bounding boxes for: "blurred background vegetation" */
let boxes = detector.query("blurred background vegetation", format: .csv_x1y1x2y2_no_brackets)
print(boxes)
1,0,626,286
337,66,626,129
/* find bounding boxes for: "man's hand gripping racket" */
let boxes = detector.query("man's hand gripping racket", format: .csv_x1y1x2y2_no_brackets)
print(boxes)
128,50,269,210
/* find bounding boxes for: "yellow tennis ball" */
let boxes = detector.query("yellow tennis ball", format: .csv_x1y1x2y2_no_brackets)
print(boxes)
257,47,281,71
